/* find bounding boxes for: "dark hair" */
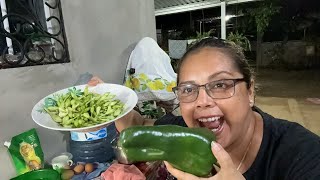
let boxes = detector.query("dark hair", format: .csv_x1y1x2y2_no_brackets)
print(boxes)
177,37,254,89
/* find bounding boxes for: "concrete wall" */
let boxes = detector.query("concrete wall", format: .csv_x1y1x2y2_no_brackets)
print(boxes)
261,40,320,68
0,0,156,179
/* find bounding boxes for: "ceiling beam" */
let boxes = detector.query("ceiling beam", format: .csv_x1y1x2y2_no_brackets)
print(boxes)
156,0,169,9
154,1,163,9
155,0,220,16
162,0,176,7
155,0,259,16
176,0,187,6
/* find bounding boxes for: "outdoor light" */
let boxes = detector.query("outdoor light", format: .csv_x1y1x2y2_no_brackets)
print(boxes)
225,15,232,21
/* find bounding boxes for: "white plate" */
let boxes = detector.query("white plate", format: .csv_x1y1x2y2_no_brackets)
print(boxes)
31,83,138,131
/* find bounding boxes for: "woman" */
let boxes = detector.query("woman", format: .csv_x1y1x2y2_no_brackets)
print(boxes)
93,38,320,179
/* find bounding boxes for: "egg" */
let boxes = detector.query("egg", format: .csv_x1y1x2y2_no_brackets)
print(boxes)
85,163,95,173
61,169,74,180
73,164,85,174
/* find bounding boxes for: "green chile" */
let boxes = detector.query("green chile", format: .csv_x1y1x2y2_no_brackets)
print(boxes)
118,125,217,177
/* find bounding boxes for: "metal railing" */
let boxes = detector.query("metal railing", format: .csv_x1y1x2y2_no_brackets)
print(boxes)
0,0,69,69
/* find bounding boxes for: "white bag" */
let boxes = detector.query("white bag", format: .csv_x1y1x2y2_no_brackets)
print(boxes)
124,37,177,102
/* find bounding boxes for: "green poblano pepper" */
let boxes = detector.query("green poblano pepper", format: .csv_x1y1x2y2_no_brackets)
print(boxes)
117,125,217,177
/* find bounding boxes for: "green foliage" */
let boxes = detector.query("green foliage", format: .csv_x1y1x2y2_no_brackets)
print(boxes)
264,43,287,69
139,101,165,119
227,31,251,51
249,3,280,34
188,29,214,46
195,29,214,40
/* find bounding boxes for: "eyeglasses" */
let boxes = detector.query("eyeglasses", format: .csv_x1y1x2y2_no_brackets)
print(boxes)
172,78,246,103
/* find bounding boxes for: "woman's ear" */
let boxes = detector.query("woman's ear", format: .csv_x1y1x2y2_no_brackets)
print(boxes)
248,80,255,107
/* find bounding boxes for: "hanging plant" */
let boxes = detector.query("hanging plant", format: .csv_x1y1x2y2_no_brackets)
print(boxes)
188,29,214,46
227,31,251,51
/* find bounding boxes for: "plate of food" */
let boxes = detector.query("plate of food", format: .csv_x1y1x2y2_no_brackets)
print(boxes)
31,83,138,131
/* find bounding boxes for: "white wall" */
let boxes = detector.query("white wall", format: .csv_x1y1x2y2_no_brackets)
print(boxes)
0,0,156,179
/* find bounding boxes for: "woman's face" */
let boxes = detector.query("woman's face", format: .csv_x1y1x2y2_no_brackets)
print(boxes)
178,47,254,148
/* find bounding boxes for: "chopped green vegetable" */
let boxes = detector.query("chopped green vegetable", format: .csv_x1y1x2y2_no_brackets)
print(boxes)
43,86,124,128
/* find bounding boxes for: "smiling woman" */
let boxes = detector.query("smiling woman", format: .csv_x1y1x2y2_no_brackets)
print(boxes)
109,37,320,180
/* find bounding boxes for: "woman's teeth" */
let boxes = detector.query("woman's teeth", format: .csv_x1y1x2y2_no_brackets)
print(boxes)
211,124,221,132
197,117,223,133
197,117,220,122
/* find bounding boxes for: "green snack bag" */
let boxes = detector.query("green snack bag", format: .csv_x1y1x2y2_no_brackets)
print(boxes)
4,128,44,175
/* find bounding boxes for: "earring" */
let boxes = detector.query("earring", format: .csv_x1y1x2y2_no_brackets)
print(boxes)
249,100,254,106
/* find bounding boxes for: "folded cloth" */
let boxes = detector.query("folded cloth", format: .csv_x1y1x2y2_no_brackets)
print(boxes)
101,163,146,180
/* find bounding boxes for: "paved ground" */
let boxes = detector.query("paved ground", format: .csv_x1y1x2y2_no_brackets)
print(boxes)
255,69,320,136
256,96,320,135
255,68,320,98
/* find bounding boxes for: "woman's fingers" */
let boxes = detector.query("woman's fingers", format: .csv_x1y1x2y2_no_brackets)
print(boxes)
164,161,201,180
87,76,104,86
211,141,235,170
210,141,245,180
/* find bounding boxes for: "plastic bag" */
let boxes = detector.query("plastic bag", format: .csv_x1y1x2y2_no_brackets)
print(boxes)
4,128,44,175
124,37,177,102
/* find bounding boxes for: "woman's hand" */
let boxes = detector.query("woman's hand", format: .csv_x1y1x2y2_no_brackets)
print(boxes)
74,76,107,132
164,141,245,180
87,76,104,86
86,76,154,132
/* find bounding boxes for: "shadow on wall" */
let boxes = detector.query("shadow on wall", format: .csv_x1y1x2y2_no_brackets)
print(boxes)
120,43,138,82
